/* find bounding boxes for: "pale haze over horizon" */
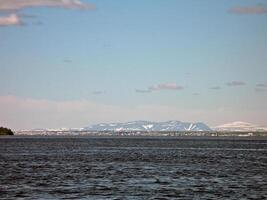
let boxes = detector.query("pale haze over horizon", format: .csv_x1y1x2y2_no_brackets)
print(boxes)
0,0,267,130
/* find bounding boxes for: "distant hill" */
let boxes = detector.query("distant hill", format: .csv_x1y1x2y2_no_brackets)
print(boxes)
0,127,14,135
83,120,212,132
214,121,267,132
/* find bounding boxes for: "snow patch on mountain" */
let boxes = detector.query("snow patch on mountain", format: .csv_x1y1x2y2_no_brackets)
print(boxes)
214,121,267,132
83,121,212,132
143,124,154,130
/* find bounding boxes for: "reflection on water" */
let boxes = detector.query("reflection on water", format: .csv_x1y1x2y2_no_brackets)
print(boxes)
0,137,267,199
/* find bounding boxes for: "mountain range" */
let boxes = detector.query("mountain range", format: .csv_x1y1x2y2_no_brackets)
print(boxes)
17,121,267,133
83,120,212,132
214,121,267,132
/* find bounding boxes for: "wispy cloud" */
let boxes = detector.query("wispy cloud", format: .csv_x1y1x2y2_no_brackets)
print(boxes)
0,13,22,26
17,13,37,19
255,83,266,92
255,88,266,92
135,89,152,93
135,83,184,94
229,5,267,14
63,59,73,63
91,91,105,95
256,83,267,88
149,83,184,91
0,0,95,11
32,21,43,26
210,86,222,90
0,0,95,27
226,81,246,87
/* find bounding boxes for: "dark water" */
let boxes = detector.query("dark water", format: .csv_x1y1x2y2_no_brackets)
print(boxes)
0,136,267,199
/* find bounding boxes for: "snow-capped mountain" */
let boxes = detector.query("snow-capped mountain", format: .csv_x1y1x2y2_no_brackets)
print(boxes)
214,121,267,132
83,120,212,132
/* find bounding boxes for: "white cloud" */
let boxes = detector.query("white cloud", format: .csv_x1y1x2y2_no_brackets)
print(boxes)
0,0,94,27
230,5,267,14
0,13,21,26
0,0,94,11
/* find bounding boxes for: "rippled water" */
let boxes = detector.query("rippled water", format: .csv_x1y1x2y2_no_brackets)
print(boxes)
0,136,267,199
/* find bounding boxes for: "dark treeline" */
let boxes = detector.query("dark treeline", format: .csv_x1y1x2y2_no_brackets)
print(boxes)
0,127,14,135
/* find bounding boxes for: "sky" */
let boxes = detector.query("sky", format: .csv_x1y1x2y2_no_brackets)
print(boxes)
0,0,267,130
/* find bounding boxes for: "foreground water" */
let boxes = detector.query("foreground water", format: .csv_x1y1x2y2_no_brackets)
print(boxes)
0,136,267,199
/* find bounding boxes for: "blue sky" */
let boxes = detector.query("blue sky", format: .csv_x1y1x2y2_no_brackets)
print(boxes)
0,0,267,129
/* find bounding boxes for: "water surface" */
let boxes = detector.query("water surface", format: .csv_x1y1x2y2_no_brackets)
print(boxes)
0,136,266,199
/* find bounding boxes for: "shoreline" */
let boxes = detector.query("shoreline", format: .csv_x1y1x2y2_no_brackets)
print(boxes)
2,135,267,140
